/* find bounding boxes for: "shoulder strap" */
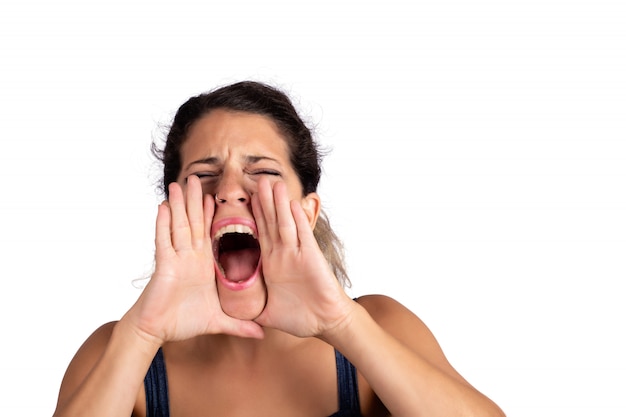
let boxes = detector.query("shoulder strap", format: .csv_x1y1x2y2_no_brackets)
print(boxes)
334,349,361,413
144,347,170,417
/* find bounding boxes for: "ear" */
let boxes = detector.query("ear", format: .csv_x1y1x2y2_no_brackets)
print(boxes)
300,192,321,229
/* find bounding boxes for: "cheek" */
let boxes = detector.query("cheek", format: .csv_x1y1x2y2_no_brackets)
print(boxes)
244,176,303,200
200,181,217,196
243,176,260,193
243,176,283,195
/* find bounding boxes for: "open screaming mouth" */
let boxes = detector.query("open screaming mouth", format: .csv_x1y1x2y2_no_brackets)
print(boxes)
213,224,261,284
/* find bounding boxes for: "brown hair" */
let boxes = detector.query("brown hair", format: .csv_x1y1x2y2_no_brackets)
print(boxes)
151,81,350,287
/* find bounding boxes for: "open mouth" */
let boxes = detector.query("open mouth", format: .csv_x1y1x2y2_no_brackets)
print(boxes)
213,224,261,284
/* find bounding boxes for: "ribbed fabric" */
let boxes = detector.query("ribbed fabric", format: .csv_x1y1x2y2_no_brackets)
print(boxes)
144,347,362,417
144,348,169,417
333,348,362,416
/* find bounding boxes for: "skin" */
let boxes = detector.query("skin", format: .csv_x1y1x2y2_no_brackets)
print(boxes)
175,110,322,320
53,109,506,417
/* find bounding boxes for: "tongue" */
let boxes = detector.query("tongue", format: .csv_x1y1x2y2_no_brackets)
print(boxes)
219,248,259,282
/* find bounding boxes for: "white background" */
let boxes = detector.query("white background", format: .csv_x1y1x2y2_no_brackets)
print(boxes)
1,0,624,416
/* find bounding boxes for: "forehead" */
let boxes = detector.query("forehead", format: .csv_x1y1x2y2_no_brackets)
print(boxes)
182,109,290,161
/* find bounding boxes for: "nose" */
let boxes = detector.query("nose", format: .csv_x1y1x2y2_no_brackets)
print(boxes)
213,173,250,206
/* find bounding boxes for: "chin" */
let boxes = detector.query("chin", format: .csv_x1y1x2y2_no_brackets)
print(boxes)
218,282,267,320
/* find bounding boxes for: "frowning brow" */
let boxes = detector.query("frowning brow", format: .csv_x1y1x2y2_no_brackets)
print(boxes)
184,157,220,171
245,155,280,164
184,155,280,171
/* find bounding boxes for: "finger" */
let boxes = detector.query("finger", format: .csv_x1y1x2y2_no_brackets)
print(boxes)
167,182,192,250
185,175,205,249
291,199,318,248
203,192,216,257
251,192,271,250
219,317,265,340
257,177,279,243
274,181,298,246
155,202,173,254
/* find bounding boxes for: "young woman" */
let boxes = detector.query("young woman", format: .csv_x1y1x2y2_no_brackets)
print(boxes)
53,81,505,417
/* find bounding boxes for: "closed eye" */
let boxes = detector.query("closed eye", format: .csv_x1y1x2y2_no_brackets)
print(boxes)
189,172,220,180
247,169,281,176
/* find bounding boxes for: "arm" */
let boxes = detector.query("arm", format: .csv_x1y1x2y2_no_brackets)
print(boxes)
53,320,160,417
53,177,263,417
323,294,506,417
251,179,505,416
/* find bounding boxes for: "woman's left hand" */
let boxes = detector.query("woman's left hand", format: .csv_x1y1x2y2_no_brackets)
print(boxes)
251,178,355,338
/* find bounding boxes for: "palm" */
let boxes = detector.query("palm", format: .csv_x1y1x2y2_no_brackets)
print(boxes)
126,178,263,343
252,179,353,337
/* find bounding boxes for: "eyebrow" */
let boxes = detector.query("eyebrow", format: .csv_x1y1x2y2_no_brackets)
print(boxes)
184,155,280,171
245,155,280,164
184,157,220,171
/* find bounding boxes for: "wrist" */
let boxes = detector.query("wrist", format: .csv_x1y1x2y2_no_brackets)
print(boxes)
116,314,164,354
318,300,368,347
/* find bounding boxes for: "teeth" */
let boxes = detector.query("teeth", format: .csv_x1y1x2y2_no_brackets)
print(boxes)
214,224,256,240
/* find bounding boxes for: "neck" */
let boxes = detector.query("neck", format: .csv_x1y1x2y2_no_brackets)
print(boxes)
166,328,306,366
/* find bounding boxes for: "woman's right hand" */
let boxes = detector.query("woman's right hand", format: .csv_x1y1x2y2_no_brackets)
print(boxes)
123,176,264,345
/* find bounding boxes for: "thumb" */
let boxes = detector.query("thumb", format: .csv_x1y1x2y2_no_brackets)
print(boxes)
220,317,265,339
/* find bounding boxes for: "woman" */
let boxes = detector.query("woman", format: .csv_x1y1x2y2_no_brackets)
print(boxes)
53,81,505,417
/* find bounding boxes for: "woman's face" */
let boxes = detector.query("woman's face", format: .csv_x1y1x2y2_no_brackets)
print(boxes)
176,109,319,320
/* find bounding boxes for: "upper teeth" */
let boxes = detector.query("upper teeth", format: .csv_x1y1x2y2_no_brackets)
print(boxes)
214,224,256,240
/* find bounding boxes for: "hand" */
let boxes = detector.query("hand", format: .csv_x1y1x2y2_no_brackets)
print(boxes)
125,176,264,345
251,178,355,338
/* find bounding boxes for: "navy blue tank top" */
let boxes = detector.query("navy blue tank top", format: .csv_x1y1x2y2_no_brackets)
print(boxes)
144,347,362,417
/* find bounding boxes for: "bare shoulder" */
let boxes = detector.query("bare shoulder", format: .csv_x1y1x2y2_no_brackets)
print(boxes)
55,321,118,406
355,294,427,331
355,294,463,379
69,321,118,365
355,294,435,342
